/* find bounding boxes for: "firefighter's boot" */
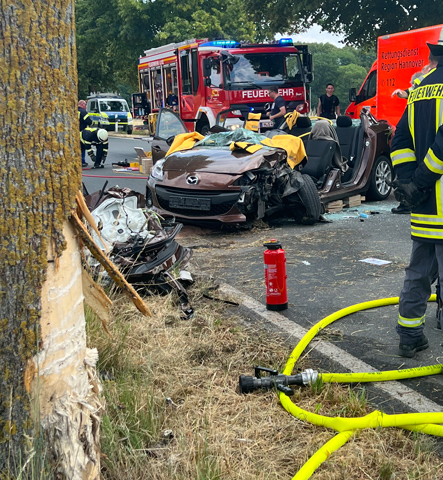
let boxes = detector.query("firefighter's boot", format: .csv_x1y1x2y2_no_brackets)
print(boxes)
398,335,429,358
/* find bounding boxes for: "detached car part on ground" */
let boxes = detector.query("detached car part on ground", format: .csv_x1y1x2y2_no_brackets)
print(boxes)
83,185,193,317
147,109,321,226
146,108,392,226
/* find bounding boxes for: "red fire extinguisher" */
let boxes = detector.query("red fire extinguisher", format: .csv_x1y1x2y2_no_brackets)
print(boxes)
263,240,288,311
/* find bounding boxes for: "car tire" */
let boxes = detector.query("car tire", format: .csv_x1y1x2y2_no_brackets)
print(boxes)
196,120,210,135
127,127,133,135
366,155,392,201
292,174,321,225
145,186,153,208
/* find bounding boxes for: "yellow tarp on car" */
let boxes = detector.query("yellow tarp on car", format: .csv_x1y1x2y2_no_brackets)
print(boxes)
165,129,306,170
166,132,205,157
261,135,306,169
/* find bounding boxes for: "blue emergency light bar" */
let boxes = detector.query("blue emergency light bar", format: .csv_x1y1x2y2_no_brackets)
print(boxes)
279,38,293,45
199,40,241,48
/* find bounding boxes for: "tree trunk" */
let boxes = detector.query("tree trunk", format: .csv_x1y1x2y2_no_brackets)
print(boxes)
0,2,101,478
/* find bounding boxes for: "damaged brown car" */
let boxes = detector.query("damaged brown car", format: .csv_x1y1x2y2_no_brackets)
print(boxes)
146,107,393,226
147,109,321,226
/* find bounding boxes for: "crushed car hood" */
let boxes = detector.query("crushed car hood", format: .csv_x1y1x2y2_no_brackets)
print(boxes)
163,147,284,174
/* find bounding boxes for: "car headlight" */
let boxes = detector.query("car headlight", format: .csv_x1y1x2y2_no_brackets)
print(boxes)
151,159,165,180
101,116,110,125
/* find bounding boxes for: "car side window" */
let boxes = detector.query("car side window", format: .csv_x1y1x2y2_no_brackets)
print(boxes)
90,101,98,113
156,110,187,139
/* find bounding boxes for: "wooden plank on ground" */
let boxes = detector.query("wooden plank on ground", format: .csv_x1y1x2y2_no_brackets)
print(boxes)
326,200,344,213
344,195,362,208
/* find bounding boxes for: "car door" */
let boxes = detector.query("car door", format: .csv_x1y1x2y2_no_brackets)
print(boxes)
151,108,188,164
354,70,377,118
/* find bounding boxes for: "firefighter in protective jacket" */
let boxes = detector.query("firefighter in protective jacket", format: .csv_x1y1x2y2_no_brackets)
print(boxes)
81,127,109,168
390,31,443,357
78,100,92,167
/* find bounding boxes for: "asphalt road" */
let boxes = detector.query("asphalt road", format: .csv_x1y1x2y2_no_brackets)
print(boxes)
184,201,443,415
82,134,152,196
82,135,443,416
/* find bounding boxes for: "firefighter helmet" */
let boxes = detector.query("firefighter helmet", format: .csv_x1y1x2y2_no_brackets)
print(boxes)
97,129,108,142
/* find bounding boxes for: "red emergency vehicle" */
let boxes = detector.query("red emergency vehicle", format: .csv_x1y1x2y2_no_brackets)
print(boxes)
133,38,313,134
346,24,443,127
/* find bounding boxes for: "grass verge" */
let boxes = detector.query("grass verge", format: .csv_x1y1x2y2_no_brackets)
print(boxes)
86,280,443,480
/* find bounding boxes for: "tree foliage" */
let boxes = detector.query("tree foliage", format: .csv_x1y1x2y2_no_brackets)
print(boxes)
246,0,443,47
75,0,255,98
156,0,256,43
75,0,161,98
76,0,442,98
307,43,375,111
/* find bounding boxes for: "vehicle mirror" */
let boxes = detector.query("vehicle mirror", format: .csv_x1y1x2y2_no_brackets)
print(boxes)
306,53,313,70
305,54,313,83
221,50,237,65
166,135,175,146
202,58,212,77
204,77,212,87
349,88,357,103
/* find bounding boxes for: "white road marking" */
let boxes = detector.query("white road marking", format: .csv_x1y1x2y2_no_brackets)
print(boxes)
220,283,443,413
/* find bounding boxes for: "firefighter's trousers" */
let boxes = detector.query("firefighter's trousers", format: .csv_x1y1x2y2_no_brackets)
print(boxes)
398,240,442,344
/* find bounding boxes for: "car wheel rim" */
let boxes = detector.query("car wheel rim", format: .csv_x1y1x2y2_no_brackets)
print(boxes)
375,160,392,196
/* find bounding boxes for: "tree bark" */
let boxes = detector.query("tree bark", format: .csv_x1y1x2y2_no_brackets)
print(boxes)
0,2,101,478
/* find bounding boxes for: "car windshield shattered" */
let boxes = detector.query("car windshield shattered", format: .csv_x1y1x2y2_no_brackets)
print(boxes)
194,128,269,148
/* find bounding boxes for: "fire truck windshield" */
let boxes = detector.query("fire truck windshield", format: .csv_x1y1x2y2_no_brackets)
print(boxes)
225,52,302,90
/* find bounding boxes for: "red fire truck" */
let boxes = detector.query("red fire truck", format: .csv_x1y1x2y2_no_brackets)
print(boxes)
133,38,313,134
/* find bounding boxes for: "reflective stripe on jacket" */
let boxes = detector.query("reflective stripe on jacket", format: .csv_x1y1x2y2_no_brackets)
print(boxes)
80,127,108,157
391,62,443,243
78,107,92,131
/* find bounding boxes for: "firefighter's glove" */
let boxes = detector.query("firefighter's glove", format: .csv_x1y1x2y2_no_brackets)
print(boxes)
391,179,429,208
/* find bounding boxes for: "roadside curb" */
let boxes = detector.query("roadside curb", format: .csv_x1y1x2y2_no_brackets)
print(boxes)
219,283,442,414
108,132,152,141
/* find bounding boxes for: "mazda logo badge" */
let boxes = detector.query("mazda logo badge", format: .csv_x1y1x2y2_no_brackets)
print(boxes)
186,175,199,185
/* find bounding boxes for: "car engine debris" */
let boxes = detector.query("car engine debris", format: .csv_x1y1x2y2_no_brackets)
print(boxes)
84,185,194,318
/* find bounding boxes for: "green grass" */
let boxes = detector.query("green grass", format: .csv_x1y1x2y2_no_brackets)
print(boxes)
84,287,443,480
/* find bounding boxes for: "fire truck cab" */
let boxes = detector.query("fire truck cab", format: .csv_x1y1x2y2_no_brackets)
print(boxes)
134,38,313,134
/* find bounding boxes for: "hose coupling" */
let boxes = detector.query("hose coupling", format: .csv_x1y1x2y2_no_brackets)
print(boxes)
301,369,319,385
239,366,319,396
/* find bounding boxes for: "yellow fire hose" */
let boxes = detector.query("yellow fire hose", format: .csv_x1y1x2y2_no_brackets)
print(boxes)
279,294,443,479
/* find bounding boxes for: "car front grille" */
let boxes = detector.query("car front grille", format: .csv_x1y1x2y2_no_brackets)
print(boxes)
155,186,238,217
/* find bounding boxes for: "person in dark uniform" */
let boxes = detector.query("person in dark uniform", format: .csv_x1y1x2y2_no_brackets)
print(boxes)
78,100,92,167
266,86,286,129
389,30,443,358
81,127,109,169
317,83,340,119
391,65,433,215
166,91,178,111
